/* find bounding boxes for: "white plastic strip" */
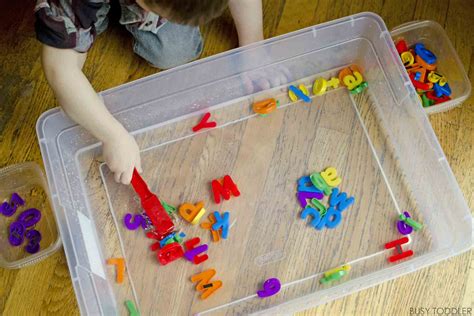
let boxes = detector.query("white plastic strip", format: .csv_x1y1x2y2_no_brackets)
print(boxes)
78,212,106,279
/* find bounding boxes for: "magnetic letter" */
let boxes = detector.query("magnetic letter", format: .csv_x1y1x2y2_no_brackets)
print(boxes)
309,173,332,195
179,201,205,224
320,167,342,187
211,175,240,204
191,269,222,299
329,188,355,212
385,237,413,263
300,207,321,228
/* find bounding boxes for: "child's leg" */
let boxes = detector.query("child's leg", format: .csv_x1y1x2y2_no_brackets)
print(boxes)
125,22,203,69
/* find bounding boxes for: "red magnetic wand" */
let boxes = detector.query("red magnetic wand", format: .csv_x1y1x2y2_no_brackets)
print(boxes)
130,168,174,240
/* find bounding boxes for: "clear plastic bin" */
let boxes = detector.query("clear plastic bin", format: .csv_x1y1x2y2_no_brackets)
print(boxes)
390,20,471,114
36,12,471,315
0,162,61,269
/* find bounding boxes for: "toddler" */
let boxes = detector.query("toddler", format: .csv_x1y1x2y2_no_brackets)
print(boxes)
35,0,264,184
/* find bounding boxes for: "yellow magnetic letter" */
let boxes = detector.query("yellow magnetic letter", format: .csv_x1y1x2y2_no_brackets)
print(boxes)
320,167,341,187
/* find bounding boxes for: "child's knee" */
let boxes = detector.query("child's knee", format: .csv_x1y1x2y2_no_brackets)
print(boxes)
149,39,202,69
132,24,203,69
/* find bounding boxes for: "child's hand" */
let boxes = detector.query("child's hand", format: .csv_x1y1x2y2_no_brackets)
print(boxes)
103,131,142,184
241,65,293,94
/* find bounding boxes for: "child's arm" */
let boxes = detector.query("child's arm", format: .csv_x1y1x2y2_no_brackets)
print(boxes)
41,44,142,184
228,0,291,93
228,0,264,46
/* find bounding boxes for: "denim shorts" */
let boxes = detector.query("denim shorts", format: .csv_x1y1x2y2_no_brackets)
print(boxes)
124,22,203,69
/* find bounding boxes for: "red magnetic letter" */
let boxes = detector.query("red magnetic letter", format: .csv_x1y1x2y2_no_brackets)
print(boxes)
211,175,240,204
184,237,209,264
157,242,184,265
192,112,217,132
385,237,413,263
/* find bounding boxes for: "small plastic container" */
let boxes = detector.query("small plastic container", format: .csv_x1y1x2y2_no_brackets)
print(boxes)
391,20,471,114
0,162,61,269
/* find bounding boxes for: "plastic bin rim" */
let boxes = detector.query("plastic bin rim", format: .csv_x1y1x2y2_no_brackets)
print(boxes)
97,12,388,99
36,13,388,133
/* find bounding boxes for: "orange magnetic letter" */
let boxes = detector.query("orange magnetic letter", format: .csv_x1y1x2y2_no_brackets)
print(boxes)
179,201,205,223
191,269,222,299
200,213,221,242
107,258,125,284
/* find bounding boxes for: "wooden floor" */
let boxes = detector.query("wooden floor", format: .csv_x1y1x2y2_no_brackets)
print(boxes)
0,0,472,315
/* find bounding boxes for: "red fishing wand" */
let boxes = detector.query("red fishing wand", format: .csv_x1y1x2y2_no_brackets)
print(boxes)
130,168,174,240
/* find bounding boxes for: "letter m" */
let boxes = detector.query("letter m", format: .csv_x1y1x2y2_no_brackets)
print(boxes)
211,175,240,204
